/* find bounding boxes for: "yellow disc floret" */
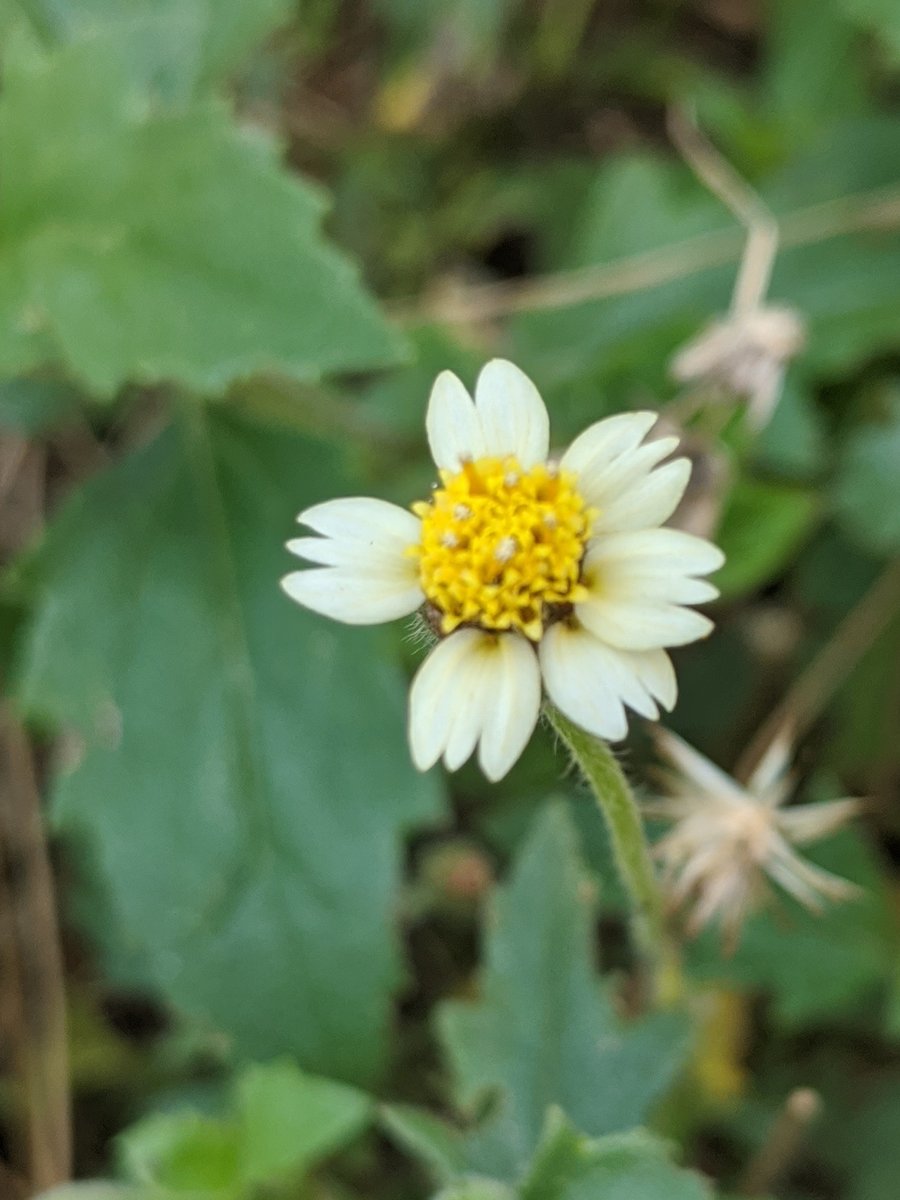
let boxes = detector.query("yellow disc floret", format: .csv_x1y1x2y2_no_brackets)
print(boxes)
411,456,594,641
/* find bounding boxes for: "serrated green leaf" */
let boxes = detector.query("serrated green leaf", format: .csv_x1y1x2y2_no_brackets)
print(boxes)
0,32,405,395
521,1111,713,1200
713,477,819,599
438,803,690,1180
418,1113,716,1200
517,1109,595,1200
14,408,442,1081
541,1132,713,1200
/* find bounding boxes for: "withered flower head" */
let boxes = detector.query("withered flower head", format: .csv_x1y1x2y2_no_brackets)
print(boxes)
647,728,860,946
670,306,806,429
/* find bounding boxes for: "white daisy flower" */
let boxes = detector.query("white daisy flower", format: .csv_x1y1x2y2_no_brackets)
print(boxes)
648,729,861,945
282,360,724,781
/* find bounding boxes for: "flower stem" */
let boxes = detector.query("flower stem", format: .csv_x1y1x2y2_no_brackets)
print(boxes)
546,705,666,967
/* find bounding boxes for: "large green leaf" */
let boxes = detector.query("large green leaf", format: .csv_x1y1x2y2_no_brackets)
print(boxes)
14,407,442,1082
713,477,820,599
11,0,293,101
833,400,900,555
0,30,404,395
437,804,689,1180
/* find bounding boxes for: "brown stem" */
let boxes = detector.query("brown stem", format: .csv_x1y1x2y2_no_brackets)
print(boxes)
0,708,72,1192
735,560,900,784
667,103,779,315
395,183,900,326
738,1087,822,1196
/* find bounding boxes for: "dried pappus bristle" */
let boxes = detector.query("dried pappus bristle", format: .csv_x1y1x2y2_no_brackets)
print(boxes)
648,728,861,947
670,306,806,429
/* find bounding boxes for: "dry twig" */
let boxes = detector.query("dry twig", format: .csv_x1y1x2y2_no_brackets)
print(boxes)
0,707,72,1192
738,1087,822,1196
735,560,900,784
667,103,778,315
396,183,900,326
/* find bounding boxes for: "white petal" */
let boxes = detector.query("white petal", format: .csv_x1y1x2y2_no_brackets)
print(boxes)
577,529,723,648
539,623,629,741
443,650,493,771
287,536,411,572
289,498,421,600
585,554,720,605
477,633,542,780
576,596,713,650
281,568,423,625
298,496,420,546
593,457,692,534
539,631,673,729
474,359,550,467
408,632,481,772
426,370,485,470
561,411,659,476
408,629,541,779
630,648,678,711
585,528,726,576
576,437,680,511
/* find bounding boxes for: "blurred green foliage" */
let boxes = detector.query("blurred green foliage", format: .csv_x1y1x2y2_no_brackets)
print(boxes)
0,0,899,1198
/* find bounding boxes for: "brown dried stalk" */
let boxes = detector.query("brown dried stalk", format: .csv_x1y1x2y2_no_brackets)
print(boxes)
667,103,779,316
0,707,72,1192
736,560,900,784
738,1087,822,1196
396,183,900,326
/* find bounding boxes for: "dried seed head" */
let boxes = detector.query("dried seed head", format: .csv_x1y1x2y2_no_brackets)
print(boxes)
670,306,806,429
647,728,861,948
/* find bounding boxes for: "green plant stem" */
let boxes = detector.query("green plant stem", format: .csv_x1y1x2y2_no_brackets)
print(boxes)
545,705,666,969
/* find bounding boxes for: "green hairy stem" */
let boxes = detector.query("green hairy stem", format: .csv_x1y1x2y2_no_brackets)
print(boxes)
545,705,666,970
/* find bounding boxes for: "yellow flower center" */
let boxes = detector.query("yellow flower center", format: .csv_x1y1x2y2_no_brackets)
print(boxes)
410,456,594,641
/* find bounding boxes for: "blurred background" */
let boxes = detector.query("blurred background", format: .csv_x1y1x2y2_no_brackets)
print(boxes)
1,1,900,1198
